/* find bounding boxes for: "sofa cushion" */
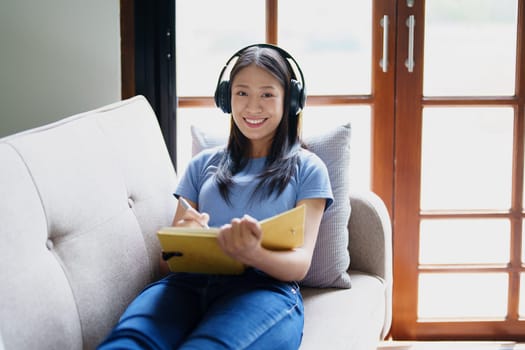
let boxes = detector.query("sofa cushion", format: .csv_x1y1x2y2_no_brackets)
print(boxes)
300,272,386,350
0,96,177,349
0,143,82,349
190,124,352,288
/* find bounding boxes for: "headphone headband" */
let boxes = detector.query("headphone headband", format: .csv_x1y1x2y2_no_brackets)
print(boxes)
214,43,306,115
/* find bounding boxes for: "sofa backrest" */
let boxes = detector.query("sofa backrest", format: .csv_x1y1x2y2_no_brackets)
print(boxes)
0,96,177,349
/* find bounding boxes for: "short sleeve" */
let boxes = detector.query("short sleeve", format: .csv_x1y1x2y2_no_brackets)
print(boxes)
297,150,334,210
174,148,222,203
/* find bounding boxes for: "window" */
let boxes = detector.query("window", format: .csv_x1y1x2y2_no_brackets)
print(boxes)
175,0,387,194
392,0,524,340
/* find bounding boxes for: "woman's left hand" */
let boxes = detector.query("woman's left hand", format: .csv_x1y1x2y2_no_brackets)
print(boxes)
217,215,262,265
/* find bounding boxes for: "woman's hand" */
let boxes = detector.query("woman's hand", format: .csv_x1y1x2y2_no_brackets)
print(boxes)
217,215,263,265
161,197,210,277
174,207,209,228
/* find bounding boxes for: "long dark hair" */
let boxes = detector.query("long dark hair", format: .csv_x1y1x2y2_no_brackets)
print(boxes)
215,45,304,203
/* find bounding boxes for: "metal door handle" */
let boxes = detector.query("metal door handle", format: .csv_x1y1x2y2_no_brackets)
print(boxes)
405,15,415,73
380,15,389,73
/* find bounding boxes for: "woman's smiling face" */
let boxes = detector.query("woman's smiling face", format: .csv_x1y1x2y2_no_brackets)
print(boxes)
230,64,285,157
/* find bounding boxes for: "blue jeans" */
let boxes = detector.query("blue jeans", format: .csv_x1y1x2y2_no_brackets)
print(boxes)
98,269,304,349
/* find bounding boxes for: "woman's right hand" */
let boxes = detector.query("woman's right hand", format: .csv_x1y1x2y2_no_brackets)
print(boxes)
174,206,210,228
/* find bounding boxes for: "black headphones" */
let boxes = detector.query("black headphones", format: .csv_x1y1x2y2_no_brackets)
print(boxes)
214,43,306,115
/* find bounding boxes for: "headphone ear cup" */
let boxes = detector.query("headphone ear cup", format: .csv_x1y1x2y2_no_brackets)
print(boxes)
288,79,304,116
214,80,231,114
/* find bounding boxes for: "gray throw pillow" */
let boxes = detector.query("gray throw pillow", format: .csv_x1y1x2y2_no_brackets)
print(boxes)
190,124,352,288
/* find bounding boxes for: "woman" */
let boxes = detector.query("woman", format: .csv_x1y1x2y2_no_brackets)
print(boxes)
99,44,333,350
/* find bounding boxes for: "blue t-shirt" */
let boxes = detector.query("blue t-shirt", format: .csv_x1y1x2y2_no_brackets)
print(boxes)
175,147,334,227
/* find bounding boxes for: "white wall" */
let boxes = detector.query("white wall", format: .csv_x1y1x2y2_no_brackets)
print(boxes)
0,0,121,137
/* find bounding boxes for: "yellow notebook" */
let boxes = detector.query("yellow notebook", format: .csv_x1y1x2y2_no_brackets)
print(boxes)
157,205,305,275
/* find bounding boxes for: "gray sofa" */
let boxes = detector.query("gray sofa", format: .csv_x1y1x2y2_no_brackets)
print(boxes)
0,96,392,350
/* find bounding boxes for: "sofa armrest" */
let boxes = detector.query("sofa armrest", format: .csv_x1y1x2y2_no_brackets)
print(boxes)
347,191,393,338
348,191,392,279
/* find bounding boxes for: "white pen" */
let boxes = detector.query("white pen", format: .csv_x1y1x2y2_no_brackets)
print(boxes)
179,197,209,229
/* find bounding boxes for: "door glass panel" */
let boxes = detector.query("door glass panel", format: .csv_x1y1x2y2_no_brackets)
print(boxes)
424,0,518,96
278,0,372,95
420,107,513,210
420,219,510,265
176,0,265,96
522,221,525,264
418,273,508,320
302,106,371,190
519,273,525,319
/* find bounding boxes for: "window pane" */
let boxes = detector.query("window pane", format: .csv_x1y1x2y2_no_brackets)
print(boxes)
279,0,372,95
424,0,517,96
420,219,510,265
519,273,525,319
176,0,265,96
522,221,525,264
420,107,513,210
418,273,508,320
302,106,371,190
